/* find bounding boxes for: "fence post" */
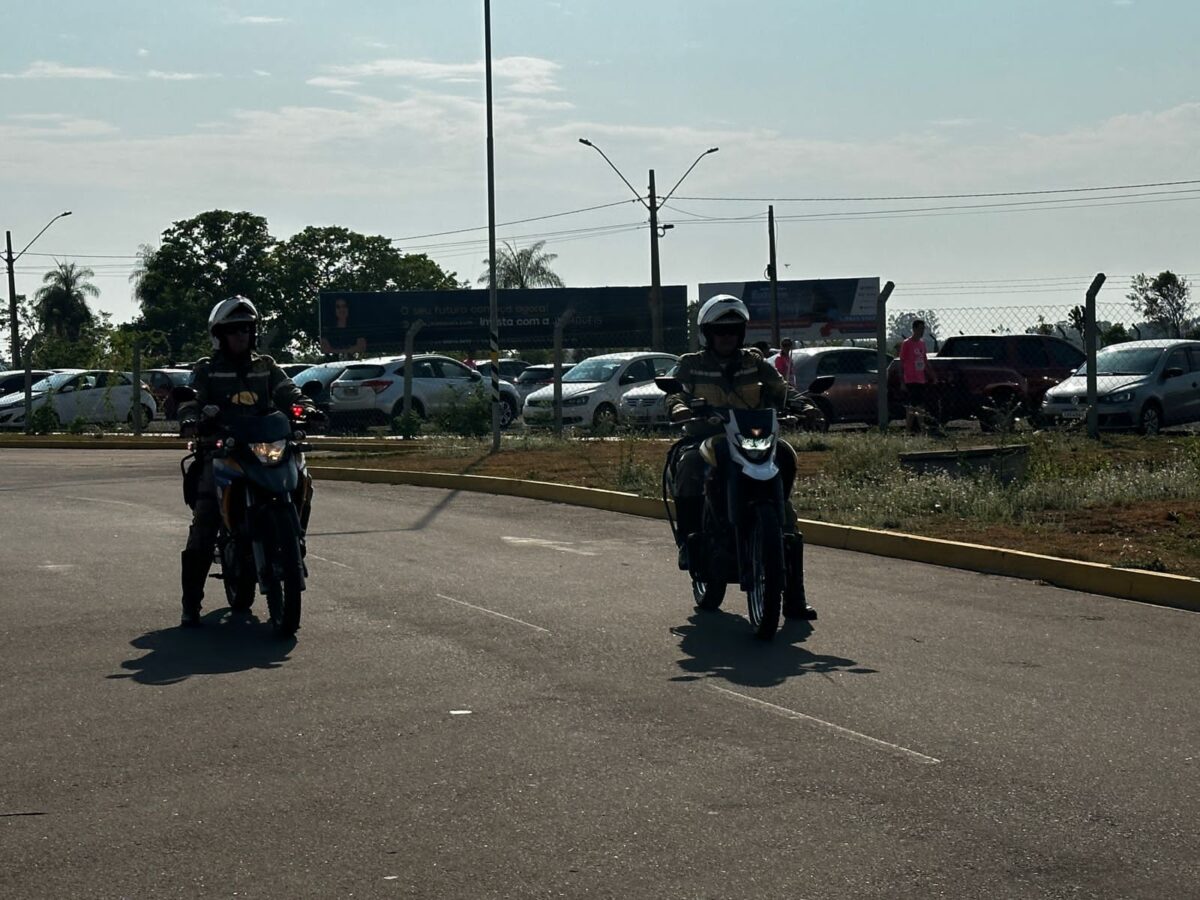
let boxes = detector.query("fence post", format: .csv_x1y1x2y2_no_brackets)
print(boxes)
876,280,895,432
22,349,33,435
131,338,143,435
1085,273,1105,440
402,319,425,422
553,308,575,437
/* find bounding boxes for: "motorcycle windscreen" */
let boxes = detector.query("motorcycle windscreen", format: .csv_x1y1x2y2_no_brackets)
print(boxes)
227,410,293,444
728,407,776,436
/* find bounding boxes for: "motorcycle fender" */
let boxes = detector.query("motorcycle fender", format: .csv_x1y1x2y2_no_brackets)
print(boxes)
739,457,779,481
699,437,718,467
248,460,299,495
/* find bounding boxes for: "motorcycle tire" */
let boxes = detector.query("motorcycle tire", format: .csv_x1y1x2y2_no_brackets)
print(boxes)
264,505,304,637
746,505,784,640
221,541,256,611
689,526,725,610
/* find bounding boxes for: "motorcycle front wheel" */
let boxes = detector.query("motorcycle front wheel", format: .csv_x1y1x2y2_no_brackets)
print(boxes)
746,505,784,640
263,504,304,637
220,536,256,611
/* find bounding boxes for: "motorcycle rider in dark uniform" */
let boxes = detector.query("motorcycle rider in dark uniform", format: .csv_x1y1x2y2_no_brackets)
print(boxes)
666,294,822,617
177,296,322,627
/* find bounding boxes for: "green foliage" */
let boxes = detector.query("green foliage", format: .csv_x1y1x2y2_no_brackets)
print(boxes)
433,390,492,437
67,416,87,435
34,262,98,342
614,439,658,495
478,240,564,289
887,309,942,349
391,410,423,440
27,403,59,434
1127,271,1194,339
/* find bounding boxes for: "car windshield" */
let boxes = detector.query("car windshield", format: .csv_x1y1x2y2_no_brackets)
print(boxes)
30,372,79,392
167,371,193,386
294,365,342,385
563,359,621,383
1080,347,1164,376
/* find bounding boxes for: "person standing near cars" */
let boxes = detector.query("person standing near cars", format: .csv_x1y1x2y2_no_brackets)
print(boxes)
899,319,937,433
774,338,796,387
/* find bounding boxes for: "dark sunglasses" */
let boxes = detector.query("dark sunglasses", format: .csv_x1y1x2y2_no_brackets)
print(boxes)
222,323,254,335
707,324,743,336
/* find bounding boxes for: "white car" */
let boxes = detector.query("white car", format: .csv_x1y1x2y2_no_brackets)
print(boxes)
523,351,678,428
0,370,157,429
618,381,672,428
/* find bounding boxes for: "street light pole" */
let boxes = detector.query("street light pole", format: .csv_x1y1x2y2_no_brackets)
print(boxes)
483,0,501,453
578,141,717,351
6,211,72,366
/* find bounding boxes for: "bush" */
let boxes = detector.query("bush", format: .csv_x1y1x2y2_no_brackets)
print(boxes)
27,404,59,435
67,416,88,435
434,390,491,437
391,410,423,440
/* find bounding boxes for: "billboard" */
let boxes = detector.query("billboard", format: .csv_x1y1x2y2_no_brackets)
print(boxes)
699,278,879,343
319,286,688,355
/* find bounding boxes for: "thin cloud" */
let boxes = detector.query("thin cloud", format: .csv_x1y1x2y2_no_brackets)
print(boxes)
323,56,562,95
253,69,272,77
307,76,360,89
233,15,289,25
148,70,218,81
0,60,129,80
137,48,150,58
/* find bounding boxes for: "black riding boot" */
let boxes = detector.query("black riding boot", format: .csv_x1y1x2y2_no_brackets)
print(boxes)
179,548,211,627
674,496,704,570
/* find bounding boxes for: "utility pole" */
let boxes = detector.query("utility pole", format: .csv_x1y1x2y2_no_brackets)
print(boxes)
484,0,501,453
767,205,779,347
647,169,663,351
5,232,17,368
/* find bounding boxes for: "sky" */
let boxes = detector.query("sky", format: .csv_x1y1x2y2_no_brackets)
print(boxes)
3,0,1199,330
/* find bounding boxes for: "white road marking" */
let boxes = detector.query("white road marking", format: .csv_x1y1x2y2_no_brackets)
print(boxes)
501,536,598,556
709,685,942,766
64,495,148,509
38,564,76,571
308,554,351,569
435,593,550,634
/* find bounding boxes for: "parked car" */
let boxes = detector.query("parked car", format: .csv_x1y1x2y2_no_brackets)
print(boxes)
291,361,353,413
523,352,679,428
1041,339,1200,435
514,363,575,402
143,368,194,419
329,354,523,429
619,381,672,428
785,347,895,426
0,370,157,429
0,370,53,398
475,358,531,383
888,334,1085,428
279,363,314,378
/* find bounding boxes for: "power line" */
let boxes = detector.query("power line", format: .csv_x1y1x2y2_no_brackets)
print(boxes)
389,198,644,243
673,178,1200,203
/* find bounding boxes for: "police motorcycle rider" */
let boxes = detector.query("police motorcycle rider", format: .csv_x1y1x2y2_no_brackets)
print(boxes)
177,296,324,628
666,294,822,615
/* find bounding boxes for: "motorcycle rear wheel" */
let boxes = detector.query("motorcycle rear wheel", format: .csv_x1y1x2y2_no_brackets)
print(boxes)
746,505,784,640
691,574,726,611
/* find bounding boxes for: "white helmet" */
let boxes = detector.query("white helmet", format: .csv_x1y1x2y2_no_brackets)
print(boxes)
697,293,750,347
208,296,259,350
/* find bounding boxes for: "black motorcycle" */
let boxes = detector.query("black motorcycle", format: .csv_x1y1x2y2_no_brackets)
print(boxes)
178,392,318,637
659,376,830,640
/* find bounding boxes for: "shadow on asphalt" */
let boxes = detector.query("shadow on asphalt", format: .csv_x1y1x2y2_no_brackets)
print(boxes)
308,490,460,536
108,609,296,686
670,610,878,688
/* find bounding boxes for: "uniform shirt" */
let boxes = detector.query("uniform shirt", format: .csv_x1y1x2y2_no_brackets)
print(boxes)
667,347,806,437
179,351,305,422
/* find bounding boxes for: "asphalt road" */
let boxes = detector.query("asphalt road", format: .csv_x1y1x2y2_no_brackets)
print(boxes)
1,449,1197,899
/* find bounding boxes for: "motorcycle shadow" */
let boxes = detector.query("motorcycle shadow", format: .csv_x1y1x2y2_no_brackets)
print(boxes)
109,609,296,686
670,610,877,689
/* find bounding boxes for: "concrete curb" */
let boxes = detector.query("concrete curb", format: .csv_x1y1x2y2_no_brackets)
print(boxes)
309,464,1200,614
0,436,416,453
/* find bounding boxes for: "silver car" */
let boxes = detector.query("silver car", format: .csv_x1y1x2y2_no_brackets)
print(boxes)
329,354,522,429
1041,339,1200,435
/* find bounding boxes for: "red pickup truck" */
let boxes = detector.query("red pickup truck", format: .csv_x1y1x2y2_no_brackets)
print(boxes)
889,334,1084,428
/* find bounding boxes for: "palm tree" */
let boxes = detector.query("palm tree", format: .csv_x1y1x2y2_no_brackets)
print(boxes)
34,261,99,342
478,240,564,289
128,243,158,303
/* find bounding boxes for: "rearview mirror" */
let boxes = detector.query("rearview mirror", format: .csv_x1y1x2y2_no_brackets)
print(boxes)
171,385,198,404
1164,366,1185,380
654,375,682,394
470,370,482,381
807,375,836,395
300,380,322,400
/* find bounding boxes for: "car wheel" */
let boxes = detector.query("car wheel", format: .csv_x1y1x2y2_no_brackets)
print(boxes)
127,405,154,427
811,397,834,431
1138,402,1162,436
499,398,517,430
593,403,618,429
390,398,425,420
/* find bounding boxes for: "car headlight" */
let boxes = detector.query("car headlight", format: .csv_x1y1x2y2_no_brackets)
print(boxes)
250,439,288,465
1099,391,1134,404
563,395,591,406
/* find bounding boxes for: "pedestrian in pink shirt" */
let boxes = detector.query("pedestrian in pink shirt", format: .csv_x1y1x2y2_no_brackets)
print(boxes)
899,319,937,433
774,338,796,387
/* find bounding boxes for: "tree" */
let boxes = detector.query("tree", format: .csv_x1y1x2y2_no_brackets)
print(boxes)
1127,271,1194,339
886,309,941,350
478,240,564,289
135,210,279,360
33,261,98,342
273,226,462,356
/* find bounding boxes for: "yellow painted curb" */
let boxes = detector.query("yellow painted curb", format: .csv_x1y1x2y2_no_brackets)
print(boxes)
309,465,1200,614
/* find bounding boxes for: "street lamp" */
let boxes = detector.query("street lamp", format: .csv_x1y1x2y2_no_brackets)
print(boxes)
6,210,72,366
579,140,718,350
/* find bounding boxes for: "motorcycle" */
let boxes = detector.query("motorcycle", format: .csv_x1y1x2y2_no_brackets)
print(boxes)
176,388,319,637
658,375,832,640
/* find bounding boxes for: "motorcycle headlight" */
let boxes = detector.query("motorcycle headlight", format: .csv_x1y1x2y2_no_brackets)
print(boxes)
563,395,591,406
1099,391,1134,404
250,438,288,465
736,434,775,452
